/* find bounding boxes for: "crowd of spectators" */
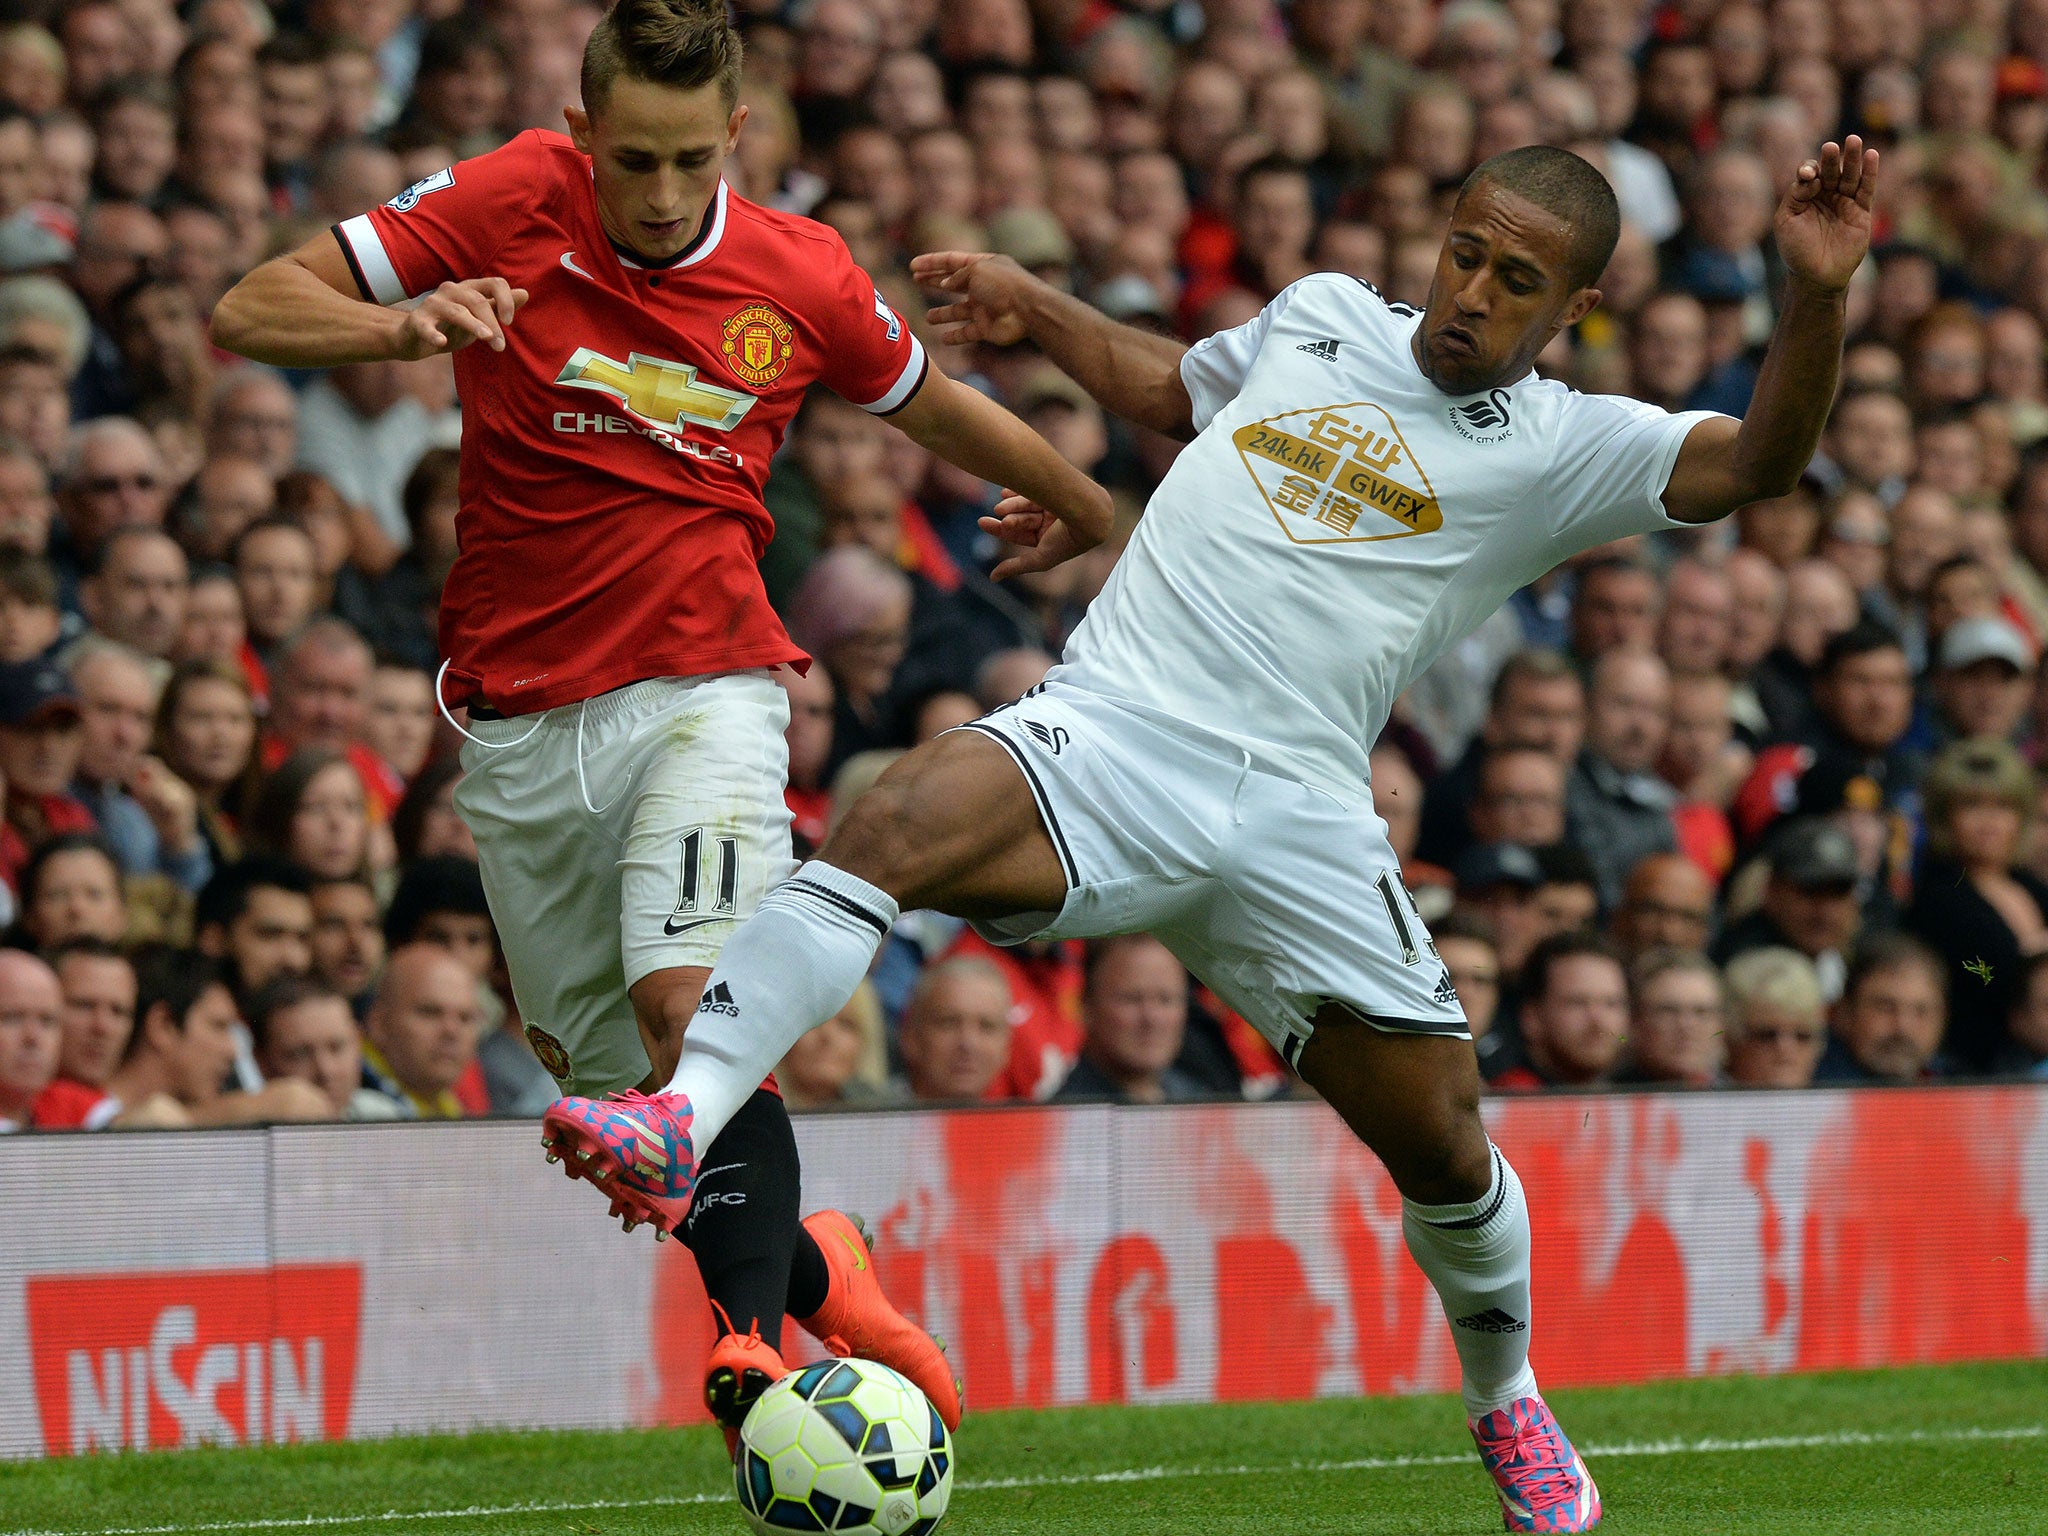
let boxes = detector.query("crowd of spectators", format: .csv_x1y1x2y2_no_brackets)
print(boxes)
11,0,2048,1135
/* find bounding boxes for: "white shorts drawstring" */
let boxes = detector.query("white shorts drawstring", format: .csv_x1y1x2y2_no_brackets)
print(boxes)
436,659,545,749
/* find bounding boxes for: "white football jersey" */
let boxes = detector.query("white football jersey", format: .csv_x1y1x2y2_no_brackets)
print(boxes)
1055,274,1727,796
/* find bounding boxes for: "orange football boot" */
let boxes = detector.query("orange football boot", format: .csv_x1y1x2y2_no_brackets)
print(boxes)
704,1308,787,1462
797,1210,962,1430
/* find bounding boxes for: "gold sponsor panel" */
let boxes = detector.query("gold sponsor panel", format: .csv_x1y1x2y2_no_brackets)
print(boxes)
1233,402,1440,543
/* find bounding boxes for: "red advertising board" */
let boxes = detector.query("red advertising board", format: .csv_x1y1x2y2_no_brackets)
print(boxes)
24,1266,362,1454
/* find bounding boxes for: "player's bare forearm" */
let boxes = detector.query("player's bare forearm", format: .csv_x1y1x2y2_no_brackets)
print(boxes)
1016,283,1196,439
212,230,526,368
210,235,411,366
893,369,1114,546
1664,137,1875,525
1734,277,1845,492
912,251,1195,438
1662,278,1845,524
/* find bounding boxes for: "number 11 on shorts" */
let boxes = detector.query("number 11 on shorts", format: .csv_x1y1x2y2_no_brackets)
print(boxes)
669,827,740,933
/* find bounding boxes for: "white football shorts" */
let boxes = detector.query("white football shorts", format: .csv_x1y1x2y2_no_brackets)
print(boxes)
960,680,1470,1067
454,671,795,1098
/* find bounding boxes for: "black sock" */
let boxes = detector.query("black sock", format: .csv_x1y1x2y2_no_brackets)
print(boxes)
787,1219,829,1320
682,1088,803,1351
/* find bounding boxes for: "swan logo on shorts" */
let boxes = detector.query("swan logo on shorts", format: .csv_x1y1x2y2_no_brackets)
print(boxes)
525,1024,573,1082
1233,403,1442,544
1021,719,1070,755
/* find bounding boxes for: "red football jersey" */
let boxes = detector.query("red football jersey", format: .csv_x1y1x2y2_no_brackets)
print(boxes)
334,131,926,713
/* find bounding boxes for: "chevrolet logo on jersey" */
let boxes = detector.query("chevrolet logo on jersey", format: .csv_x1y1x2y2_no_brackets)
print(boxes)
1233,403,1442,543
555,348,757,433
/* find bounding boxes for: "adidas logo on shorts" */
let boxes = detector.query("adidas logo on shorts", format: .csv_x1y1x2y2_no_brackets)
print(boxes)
1455,1307,1527,1334
1433,968,1459,1005
696,981,740,1017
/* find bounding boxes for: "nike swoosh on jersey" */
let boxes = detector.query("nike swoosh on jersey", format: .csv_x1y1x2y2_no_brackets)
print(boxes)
560,250,595,280
663,914,728,936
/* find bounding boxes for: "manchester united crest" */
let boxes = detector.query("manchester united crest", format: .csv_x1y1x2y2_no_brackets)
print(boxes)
721,302,795,386
525,1023,573,1083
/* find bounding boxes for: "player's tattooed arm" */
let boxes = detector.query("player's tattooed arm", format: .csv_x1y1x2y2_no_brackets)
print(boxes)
912,251,1197,439
1662,137,1878,526
211,230,528,368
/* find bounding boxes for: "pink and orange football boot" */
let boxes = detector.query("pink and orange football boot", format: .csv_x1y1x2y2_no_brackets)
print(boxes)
540,1089,699,1235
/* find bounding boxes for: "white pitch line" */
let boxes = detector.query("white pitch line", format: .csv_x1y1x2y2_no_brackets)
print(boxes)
2,1422,2039,1536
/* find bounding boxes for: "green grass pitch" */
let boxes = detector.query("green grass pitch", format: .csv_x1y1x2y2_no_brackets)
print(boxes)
4,1362,2045,1535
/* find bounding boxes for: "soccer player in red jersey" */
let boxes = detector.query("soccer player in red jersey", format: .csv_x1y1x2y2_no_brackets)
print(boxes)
212,0,1110,1442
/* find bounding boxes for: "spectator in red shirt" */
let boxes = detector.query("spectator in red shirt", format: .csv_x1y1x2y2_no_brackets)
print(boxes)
31,938,134,1129
893,956,1014,1103
259,616,404,815
0,657,96,890
0,946,61,1133
943,926,1083,1100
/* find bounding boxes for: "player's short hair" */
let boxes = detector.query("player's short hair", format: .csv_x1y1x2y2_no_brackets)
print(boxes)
244,972,349,1052
581,0,744,115
1458,146,1620,290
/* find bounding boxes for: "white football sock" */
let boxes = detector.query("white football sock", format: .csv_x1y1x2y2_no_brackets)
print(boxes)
1400,1143,1540,1419
664,860,898,1148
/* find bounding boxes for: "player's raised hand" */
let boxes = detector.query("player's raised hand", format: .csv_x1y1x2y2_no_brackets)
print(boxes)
910,251,1035,347
394,277,529,360
979,492,1102,580
1775,135,1879,293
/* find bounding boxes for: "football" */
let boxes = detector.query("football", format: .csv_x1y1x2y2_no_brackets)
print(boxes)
733,1357,954,1535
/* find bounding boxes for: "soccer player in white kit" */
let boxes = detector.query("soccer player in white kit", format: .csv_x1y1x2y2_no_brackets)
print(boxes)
547,141,1879,1529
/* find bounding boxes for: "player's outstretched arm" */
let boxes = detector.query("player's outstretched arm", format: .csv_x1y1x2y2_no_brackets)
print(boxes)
911,251,1197,439
210,230,528,368
890,366,1115,577
1661,137,1878,525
